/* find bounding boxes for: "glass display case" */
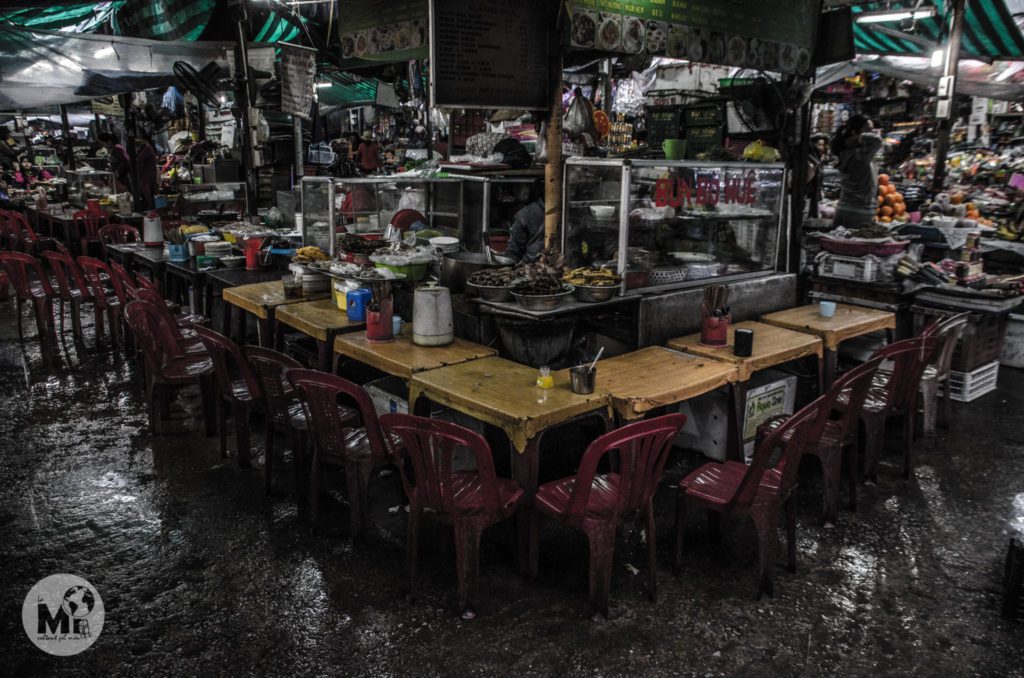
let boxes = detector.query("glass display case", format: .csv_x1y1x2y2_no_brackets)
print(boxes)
562,158,786,293
65,170,115,206
300,177,335,255
459,175,539,253
333,176,462,235
177,182,247,220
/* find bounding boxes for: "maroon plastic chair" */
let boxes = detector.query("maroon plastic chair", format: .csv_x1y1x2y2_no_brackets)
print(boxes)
915,313,970,437
42,250,93,341
136,273,198,323
77,256,123,349
107,260,137,306
0,251,57,341
7,210,56,257
122,300,215,436
244,346,309,496
837,336,939,481
99,223,140,246
758,357,883,524
380,413,525,619
526,413,687,620
194,326,262,467
674,402,819,598
72,210,109,257
136,288,204,356
287,369,385,539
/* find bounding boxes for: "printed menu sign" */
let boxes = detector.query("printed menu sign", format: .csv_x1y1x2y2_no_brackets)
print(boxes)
279,43,317,119
567,0,819,75
430,0,550,110
338,0,428,69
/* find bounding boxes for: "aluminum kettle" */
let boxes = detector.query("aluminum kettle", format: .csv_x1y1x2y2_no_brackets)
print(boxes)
412,284,453,346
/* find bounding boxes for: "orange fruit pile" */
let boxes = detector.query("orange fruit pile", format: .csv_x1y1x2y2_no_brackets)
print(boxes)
875,174,905,223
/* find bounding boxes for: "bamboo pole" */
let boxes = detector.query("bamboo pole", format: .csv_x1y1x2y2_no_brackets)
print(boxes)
543,31,563,251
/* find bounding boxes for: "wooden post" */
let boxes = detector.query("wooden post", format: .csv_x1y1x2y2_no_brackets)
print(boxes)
543,32,563,251
59,104,76,171
293,114,304,187
120,93,141,210
234,2,258,216
932,0,967,191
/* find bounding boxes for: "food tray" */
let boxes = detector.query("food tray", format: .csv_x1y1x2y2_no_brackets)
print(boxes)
820,237,909,257
511,285,574,311
648,267,688,285
466,281,513,302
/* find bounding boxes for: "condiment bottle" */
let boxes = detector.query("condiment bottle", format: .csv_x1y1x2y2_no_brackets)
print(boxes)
536,365,554,389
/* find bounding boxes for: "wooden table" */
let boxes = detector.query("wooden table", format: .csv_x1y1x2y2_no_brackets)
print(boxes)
164,259,208,315
761,304,897,387
206,268,288,335
131,247,170,292
222,280,328,348
667,321,824,460
275,299,363,371
557,346,740,422
334,329,496,381
407,356,612,572
29,204,77,244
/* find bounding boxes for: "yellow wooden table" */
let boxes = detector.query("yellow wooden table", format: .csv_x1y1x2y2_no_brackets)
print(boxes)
407,356,612,573
556,346,739,422
274,299,363,371
667,320,824,460
761,303,896,387
334,329,496,381
221,280,329,348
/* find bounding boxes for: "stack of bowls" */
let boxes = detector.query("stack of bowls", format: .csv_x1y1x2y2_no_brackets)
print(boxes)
429,236,459,255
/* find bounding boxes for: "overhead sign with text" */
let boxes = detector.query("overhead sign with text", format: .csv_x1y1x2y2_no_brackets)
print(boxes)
566,0,819,76
338,0,429,69
430,0,550,110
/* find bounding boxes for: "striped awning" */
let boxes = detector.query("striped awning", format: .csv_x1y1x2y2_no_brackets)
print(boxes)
853,1,1024,60
0,2,122,33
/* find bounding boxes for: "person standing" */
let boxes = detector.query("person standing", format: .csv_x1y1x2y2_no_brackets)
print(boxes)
0,127,21,171
830,115,883,228
135,134,159,210
356,130,380,174
98,132,131,193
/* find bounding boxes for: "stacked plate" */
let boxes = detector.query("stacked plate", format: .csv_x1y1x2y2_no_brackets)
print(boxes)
204,241,233,257
429,236,459,254
301,272,330,295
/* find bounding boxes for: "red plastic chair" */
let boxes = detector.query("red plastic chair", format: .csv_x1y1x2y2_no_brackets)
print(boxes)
136,288,204,356
915,313,969,437
758,357,884,524
73,210,109,257
837,336,939,481
107,260,137,305
77,256,123,349
286,369,384,539
380,413,525,619
98,223,140,246
244,346,309,496
527,413,687,620
42,250,93,341
122,300,216,436
7,210,56,256
135,273,195,320
194,326,262,466
0,251,57,341
675,401,819,598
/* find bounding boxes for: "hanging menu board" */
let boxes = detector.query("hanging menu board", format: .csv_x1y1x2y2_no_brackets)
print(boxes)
430,0,550,110
278,42,317,119
338,0,429,70
566,0,819,76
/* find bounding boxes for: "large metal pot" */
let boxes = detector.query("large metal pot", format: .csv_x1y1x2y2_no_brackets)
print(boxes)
440,251,515,293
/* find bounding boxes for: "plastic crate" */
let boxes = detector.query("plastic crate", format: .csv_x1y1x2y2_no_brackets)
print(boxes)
912,306,1009,372
939,360,999,402
817,253,881,282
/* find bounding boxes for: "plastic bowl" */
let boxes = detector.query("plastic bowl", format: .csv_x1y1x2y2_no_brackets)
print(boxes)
511,285,575,311
374,261,427,282
219,255,245,268
465,281,513,302
589,205,616,218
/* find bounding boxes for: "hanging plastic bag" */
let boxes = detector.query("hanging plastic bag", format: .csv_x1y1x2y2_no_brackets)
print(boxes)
535,121,548,162
563,93,597,137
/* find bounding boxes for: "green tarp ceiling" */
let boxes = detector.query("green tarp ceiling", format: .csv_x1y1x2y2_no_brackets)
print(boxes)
852,0,1024,60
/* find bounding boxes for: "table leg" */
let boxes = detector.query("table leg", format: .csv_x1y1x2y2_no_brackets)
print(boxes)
823,349,838,391
230,306,245,344
885,327,895,345
204,283,213,319
256,317,272,347
729,381,749,463
220,292,232,335
513,436,542,576
316,334,333,372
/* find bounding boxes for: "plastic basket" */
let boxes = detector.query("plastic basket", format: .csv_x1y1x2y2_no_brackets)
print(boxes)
939,360,999,403
913,306,1009,372
817,253,881,283
307,142,336,166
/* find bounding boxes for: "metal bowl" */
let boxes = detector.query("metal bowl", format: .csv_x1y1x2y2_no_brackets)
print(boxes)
573,284,618,303
219,255,245,268
465,281,513,302
511,285,575,311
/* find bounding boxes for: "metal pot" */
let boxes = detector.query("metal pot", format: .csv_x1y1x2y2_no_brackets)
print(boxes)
440,251,515,293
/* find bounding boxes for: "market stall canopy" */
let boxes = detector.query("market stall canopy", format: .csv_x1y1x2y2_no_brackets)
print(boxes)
0,25,231,109
852,0,1024,60
815,54,1024,100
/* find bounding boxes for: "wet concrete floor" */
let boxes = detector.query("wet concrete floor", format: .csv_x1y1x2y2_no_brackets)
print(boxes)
1,302,1023,677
